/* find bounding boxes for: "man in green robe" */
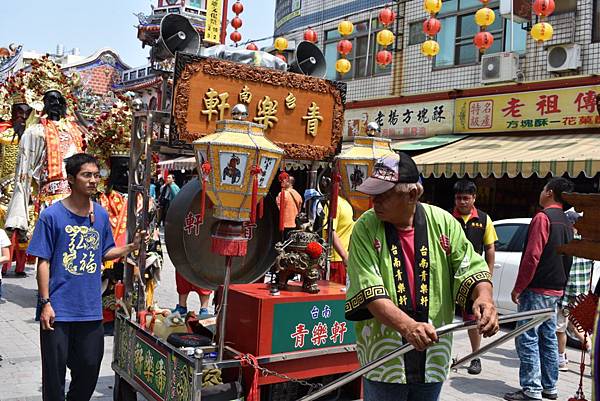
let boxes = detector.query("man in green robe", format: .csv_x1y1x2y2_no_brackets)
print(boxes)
345,152,498,401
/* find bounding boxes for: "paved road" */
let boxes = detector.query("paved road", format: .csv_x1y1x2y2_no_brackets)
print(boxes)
0,248,592,400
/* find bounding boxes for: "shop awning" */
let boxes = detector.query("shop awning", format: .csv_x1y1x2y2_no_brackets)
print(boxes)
392,134,468,152
158,156,197,170
414,133,600,178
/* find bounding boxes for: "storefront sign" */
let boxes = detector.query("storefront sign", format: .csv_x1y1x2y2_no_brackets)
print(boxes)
455,85,600,133
344,100,454,140
173,54,345,160
271,300,356,353
204,0,223,44
275,0,302,29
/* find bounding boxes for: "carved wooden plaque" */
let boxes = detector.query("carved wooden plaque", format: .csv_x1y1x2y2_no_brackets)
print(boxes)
172,53,346,160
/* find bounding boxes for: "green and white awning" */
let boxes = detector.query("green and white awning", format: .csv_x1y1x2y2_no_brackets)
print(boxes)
414,133,600,178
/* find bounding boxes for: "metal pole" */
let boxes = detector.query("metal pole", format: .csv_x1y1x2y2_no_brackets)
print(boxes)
365,10,373,77
298,309,554,401
217,255,233,361
510,3,514,52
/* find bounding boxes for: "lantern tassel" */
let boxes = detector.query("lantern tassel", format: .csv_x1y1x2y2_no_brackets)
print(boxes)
200,161,212,224
258,198,264,219
250,165,262,224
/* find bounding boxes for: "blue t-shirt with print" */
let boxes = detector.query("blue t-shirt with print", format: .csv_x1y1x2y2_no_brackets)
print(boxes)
28,201,115,322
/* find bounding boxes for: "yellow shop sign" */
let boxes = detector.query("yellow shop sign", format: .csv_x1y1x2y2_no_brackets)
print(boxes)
455,85,600,133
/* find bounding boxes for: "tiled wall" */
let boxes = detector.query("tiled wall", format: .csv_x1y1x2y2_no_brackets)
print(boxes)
275,0,600,100
275,0,396,102
402,0,600,95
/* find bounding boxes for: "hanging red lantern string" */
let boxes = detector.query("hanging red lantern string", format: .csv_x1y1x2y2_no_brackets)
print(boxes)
337,39,353,56
232,0,244,14
376,49,393,66
533,0,555,17
278,171,289,233
230,1,244,46
376,7,396,68
336,20,354,75
246,42,258,51
423,17,441,36
200,161,211,224
250,165,262,224
378,7,396,26
473,2,496,53
421,1,442,58
304,27,318,43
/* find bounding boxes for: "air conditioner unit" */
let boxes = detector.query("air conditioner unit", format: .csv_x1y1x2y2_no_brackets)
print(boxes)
481,52,519,84
547,44,581,72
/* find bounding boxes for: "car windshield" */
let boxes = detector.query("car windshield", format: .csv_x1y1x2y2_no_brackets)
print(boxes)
495,224,524,252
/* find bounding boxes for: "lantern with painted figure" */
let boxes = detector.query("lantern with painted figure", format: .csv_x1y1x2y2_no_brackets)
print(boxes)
335,122,394,218
192,104,284,224
192,104,284,360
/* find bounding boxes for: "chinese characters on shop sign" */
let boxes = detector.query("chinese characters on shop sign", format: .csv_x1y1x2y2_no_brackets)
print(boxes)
457,85,600,133
200,87,324,137
344,100,455,140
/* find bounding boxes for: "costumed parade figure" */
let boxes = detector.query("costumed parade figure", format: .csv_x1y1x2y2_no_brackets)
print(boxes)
0,70,35,275
3,58,85,276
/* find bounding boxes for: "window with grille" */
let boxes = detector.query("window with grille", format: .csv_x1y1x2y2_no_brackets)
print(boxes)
433,0,526,67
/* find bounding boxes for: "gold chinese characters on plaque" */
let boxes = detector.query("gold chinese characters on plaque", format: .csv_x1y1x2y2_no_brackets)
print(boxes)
173,54,345,160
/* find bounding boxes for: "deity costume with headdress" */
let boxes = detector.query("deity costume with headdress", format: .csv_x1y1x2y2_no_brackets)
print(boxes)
4,57,85,236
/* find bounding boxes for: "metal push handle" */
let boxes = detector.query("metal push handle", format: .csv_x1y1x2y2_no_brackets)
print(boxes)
298,308,554,401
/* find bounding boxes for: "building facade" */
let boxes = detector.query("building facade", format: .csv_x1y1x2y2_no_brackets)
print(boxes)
274,0,399,102
275,0,600,219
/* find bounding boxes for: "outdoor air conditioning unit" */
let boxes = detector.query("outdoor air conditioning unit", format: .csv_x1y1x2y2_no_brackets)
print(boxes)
547,44,581,72
481,52,519,84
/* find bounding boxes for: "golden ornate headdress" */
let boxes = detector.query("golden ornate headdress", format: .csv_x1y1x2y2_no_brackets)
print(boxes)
27,56,80,112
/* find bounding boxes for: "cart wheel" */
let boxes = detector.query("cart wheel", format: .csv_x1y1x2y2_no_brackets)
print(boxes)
114,373,137,401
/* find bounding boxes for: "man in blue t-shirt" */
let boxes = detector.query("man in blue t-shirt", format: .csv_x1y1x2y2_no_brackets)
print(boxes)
28,153,145,401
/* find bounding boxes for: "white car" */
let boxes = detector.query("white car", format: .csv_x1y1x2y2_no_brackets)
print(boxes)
492,218,598,347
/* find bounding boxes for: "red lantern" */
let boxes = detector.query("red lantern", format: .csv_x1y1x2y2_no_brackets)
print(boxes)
423,17,441,36
533,0,555,17
376,50,393,66
303,27,318,43
246,42,258,50
337,39,353,56
275,53,287,63
473,31,494,51
378,7,395,26
230,31,242,43
479,0,489,3
231,16,243,29
232,1,244,14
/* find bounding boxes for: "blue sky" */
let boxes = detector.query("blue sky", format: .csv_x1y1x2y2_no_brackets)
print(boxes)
0,0,276,68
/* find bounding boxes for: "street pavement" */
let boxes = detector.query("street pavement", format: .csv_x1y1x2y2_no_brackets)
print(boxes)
0,243,592,401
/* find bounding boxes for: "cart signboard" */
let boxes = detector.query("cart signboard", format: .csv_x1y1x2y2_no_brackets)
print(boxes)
114,316,194,401
172,53,346,160
271,300,356,353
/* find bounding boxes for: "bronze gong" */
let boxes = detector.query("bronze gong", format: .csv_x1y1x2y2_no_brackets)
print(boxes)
164,178,278,290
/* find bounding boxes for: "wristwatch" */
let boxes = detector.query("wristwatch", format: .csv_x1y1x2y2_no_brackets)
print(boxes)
39,297,51,307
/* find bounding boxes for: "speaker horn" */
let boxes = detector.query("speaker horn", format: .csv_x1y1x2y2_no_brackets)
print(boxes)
151,14,201,61
287,41,327,78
